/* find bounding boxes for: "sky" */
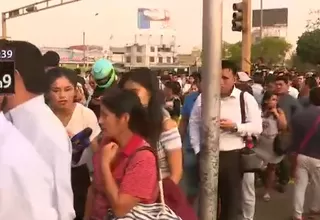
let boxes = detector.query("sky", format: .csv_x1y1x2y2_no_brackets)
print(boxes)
1,0,319,53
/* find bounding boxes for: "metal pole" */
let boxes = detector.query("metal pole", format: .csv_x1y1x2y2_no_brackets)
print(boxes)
260,0,263,39
199,0,222,219
241,0,252,74
1,13,6,39
83,32,86,67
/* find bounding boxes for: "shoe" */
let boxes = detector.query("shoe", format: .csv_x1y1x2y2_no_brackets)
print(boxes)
263,193,271,202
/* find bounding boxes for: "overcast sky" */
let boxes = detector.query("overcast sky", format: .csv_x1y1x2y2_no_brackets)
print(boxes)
1,0,319,52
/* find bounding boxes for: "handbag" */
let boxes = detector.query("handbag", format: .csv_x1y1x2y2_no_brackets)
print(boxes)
273,131,292,156
107,146,182,220
239,91,265,173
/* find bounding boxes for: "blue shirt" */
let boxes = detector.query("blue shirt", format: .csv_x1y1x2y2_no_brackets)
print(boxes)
181,92,200,149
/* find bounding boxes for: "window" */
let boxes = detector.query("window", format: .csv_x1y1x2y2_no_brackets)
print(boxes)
158,57,163,63
149,56,155,62
166,57,171,63
137,46,142,52
136,56,142,63
125,56,131,63
150,46,155,52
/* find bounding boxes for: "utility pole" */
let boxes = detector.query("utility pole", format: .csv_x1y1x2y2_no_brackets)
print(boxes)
241,0,252,73
199,0,222,219
260,0,263,39
1,0,82,39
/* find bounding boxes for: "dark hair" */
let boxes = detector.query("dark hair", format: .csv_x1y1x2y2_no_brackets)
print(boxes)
165,81,181,95
118,68,163,146
46,67,78,90
309,87,320,106
74,68,81,75
43,51,60,67
275,75,289,84
305,77,318,89
0,40,48,94
101,88,153,143
261,91,278,112
222,60,238,76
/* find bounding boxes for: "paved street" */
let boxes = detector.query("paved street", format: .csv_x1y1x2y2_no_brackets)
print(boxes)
255,185,320,220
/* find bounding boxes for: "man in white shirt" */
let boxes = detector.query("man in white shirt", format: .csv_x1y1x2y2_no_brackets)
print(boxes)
0,97,57,220
189,60,262,220
0,40,75,220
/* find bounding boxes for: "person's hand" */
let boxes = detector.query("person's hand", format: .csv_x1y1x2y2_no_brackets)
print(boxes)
270,108,280,117
220,119,236,130
101,142,119,165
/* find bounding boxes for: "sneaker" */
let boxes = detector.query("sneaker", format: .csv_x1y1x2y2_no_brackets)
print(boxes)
263,193,271,202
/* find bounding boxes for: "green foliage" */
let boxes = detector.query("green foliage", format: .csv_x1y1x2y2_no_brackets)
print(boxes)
296,29,320,65
286,53,319,72
251,37,291,64
222,37,291,66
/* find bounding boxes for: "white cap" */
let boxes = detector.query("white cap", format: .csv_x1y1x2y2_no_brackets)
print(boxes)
237,71,251,82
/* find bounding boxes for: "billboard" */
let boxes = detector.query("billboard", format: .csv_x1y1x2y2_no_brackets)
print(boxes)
252,8,288,28
137,8,171,29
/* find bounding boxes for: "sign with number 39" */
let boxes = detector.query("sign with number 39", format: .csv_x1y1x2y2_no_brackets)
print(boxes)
0,48,15,94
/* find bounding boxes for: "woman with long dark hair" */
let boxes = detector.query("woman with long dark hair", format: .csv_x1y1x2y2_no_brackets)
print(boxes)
85,88,160,219
118,68,183,184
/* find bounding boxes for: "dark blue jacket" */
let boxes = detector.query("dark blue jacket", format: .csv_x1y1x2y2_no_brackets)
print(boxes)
290,105,320,159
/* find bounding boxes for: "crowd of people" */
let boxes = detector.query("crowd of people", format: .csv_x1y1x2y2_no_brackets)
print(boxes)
0,39,320,220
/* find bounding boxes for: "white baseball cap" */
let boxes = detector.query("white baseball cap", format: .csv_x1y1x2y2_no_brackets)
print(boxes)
237,71,251,82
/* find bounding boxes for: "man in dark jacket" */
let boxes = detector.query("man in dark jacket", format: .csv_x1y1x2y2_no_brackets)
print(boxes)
290,87,320,220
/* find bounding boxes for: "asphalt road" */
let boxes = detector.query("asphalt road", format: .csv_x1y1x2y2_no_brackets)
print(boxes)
255,184,320,220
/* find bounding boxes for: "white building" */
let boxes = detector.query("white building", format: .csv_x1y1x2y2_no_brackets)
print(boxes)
123,43,177,68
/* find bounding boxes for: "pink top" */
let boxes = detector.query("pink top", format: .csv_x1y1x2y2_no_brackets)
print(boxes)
91,135,158,220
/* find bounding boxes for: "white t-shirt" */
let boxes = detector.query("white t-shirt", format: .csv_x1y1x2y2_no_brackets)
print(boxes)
67,103,101,168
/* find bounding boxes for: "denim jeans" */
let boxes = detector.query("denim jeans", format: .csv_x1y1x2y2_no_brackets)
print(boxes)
293,154,320,219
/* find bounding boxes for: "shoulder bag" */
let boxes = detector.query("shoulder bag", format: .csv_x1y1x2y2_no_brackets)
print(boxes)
239,91,265,172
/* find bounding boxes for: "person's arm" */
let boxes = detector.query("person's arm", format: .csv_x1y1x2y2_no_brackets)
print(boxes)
101,152,157,217
189,95,202,154
236,92,263,136
73,109,102,167
275,108,288,130
160,119,183,184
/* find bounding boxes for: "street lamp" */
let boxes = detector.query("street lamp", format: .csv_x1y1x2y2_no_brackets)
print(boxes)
1,0,82,39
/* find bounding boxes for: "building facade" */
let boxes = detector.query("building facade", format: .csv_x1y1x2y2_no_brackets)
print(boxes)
123,43,177,68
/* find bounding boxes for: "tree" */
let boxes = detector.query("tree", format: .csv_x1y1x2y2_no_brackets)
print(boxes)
251,37,291,65
223,37,291,66
286,53,318,72
296,29,320,65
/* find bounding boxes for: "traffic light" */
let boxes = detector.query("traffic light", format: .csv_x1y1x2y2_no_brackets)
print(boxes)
232,2,243,32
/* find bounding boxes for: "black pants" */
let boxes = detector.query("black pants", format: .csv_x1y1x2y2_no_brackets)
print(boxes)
218,150,242,220
71,165,91,220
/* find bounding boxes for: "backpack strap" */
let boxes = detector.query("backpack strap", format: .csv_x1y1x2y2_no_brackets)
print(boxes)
240,91,246,123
